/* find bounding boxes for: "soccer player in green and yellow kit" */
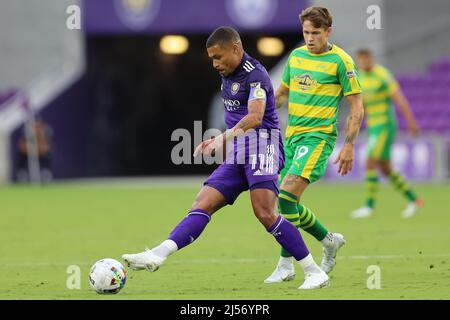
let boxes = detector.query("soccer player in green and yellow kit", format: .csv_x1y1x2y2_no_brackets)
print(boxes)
265,6,364,284
350,48,423,219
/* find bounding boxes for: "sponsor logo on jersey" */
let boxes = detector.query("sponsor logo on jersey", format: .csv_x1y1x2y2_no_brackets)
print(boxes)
231,82,240,95
295,74,317,91
346,70,356,78
222,98,241,111
250,82,261,88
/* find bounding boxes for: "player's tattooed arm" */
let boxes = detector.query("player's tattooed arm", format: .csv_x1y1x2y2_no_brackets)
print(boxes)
334,93,364,176
344,94,364,145
275,84,289,110
232,98,265,134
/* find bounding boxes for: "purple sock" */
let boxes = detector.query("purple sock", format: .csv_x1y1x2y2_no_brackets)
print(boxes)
168,209,211,250
267,215,310,261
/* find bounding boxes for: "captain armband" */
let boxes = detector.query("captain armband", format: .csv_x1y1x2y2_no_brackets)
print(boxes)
248,85,267,102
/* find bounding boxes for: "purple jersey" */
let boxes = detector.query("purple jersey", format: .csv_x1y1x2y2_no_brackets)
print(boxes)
221,52,279,131
204,52,284,205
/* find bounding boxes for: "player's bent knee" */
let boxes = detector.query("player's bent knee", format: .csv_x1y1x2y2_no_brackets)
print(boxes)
253,207,277,228
191,186,227,215
190,200,214,215
191,198,225,216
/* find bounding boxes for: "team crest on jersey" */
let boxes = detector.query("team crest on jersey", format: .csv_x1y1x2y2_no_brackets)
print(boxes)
231,82,240,95
295,74,317,91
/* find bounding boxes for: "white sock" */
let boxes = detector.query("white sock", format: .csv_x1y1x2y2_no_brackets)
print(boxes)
298,254,322,274
320,232,334,248
151,240,178,258
278,256,294,267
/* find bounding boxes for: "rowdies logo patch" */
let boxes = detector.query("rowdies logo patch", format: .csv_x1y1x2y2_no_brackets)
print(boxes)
231,82,240,95
294,73,317,91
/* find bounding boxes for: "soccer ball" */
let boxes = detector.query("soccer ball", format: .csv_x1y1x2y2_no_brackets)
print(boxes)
89,258,127,294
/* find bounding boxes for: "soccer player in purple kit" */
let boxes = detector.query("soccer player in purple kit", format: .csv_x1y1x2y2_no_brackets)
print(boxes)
122,27,329,289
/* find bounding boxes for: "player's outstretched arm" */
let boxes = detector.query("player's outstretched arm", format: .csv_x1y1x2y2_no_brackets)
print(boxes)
392,88,420,136
194,98,266,157
275,84,289,110
231,98,266,134
334,93,364,176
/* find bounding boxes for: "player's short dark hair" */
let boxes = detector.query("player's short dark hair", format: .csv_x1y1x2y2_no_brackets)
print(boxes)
206,26,241,48
356,48,373,57
300,6,332,29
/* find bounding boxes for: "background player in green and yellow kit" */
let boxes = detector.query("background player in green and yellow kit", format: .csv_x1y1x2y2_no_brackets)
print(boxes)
351,49,423,219
265,6,365,284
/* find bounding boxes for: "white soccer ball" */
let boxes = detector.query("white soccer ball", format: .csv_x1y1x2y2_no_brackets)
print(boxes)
89,258,127,294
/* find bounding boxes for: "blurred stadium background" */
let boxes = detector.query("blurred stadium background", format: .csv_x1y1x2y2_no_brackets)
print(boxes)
1,0,450,299
1,0,449,183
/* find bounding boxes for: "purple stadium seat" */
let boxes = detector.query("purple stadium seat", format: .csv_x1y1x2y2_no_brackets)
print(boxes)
393,56,450,132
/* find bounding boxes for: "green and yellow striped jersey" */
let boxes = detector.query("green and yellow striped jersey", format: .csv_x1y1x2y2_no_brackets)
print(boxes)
282,44,362,144
359,64,399,130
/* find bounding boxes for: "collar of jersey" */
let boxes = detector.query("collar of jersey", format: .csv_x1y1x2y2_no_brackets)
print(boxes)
301,43,335,56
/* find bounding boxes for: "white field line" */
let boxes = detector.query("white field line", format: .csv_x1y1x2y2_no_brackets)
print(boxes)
5,253,450,267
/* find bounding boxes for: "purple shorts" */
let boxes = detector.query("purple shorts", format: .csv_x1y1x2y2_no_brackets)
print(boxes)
204,130,284,205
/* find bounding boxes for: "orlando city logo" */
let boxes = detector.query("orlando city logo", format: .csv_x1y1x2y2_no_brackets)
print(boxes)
294,74,317,91
231,82,240,95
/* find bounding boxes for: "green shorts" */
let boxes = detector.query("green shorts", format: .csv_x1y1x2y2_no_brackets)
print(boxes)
367,126,396,161
280,135,334,184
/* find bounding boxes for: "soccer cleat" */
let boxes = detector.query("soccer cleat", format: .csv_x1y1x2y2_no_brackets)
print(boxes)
401,199,424,218
321,233,346,274
264,263,296,283
122,249,165,272
350,206,374,219
298,270,329,289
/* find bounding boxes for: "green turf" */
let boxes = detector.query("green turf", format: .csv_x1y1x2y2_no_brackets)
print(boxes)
1,182,449,300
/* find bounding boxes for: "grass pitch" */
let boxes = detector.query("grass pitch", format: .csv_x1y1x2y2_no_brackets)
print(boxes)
1,180,449,300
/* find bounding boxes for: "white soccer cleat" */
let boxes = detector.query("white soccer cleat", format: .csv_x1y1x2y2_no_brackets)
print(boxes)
298,270,329,289
401,199,424,218
321,233,346,274
122,249,165,272
264,263,296,283
350,206,374,219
